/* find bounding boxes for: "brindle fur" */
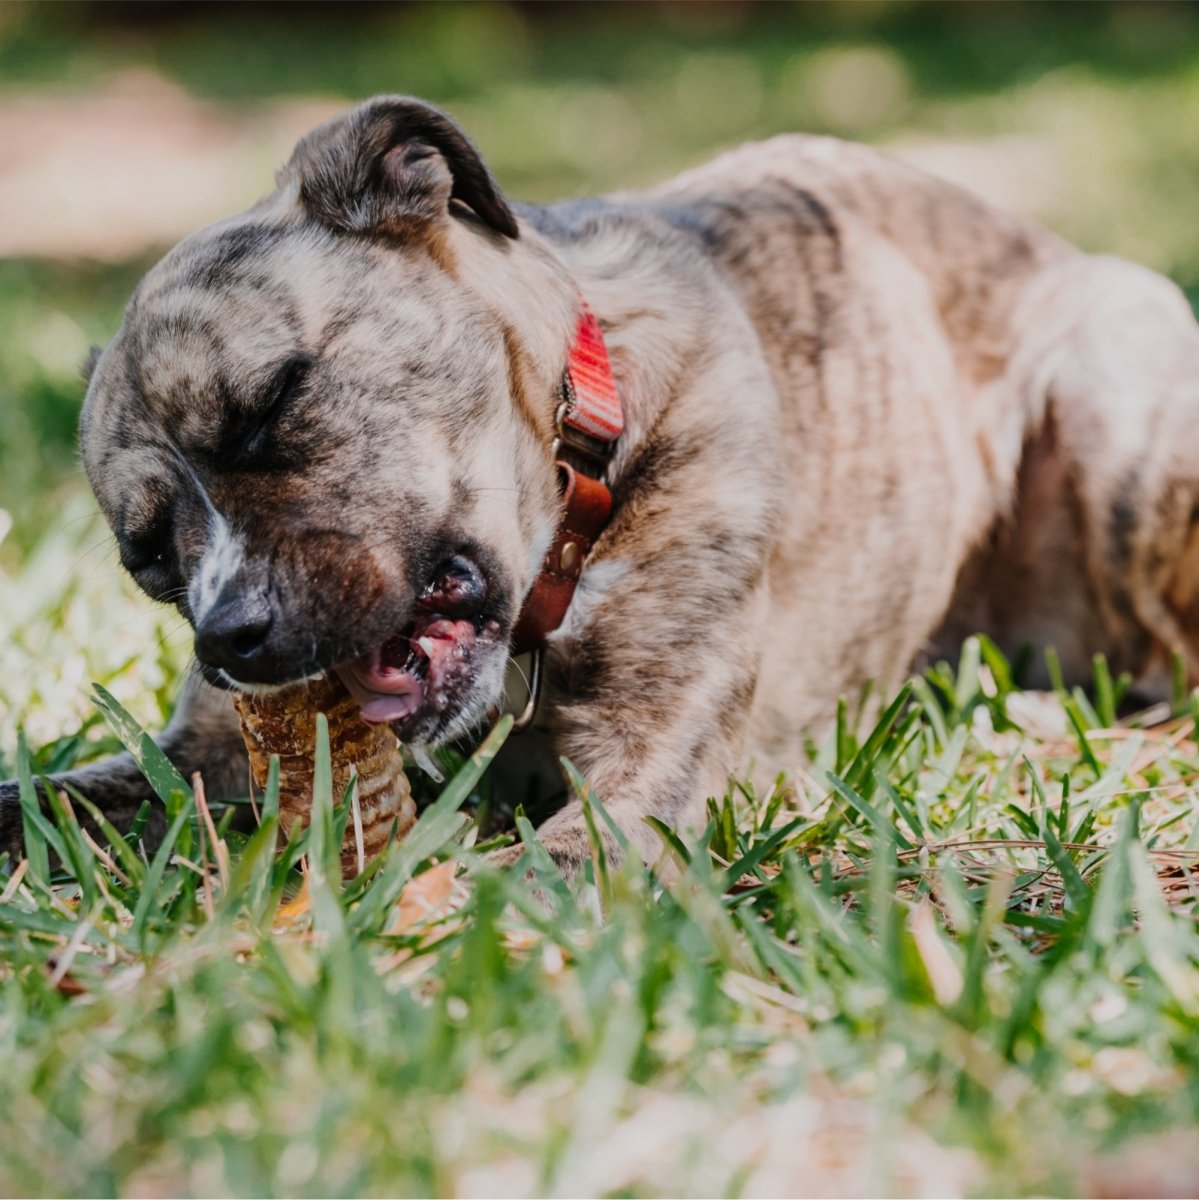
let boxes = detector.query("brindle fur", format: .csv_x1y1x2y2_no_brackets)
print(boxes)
5,97,1199,875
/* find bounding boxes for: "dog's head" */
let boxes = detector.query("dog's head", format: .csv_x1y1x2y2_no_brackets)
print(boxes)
81,96,577,745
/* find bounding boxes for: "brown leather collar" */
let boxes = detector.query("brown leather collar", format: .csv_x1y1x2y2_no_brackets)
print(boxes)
510,299,622,657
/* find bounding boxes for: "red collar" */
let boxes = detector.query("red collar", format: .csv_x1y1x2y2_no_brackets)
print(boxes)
510,298,622,656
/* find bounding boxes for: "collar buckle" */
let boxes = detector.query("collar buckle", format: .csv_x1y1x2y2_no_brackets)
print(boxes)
553,391,616,478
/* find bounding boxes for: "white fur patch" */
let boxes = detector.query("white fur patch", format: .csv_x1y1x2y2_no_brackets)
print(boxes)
550,558,630,643
190,509,245,624
526,514,558,583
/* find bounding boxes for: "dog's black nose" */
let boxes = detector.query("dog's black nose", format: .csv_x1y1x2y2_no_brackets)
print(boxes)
194,593,275,679
427,553,488,616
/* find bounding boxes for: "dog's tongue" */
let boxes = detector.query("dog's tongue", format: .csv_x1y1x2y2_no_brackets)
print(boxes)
337,618,477,725
338,659,423,724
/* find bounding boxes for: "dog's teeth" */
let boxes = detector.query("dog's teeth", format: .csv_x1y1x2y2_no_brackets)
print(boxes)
416,636,436,657
410,744,444,783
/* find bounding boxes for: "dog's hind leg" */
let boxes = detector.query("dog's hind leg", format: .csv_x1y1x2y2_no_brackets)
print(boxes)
0,667,248,864
936,256,1199,700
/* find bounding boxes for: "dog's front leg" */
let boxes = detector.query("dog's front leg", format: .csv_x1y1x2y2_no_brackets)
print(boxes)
533,569,770,876
509,361,779,875
0,668,248,862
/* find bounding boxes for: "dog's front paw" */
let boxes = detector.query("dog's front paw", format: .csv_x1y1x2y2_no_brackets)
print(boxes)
486,824,623,879
483,841,526,870
0,780,28,868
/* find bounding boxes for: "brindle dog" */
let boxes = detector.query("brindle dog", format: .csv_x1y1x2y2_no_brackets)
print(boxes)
4,96,1199,872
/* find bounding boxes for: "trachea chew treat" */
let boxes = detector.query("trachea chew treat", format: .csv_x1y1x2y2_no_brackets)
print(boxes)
234,673,415,872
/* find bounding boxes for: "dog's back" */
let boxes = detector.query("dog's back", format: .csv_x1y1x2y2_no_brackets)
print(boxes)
527,138,1075,757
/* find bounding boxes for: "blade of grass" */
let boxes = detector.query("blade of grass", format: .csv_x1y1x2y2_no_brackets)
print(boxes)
92,683,192,806
562,757,632,856
306,712,345,938
15,734,50,886
1062,697,1102,775
845,682,915,797
71,788,147,887
1092,653,1117,728
717,813,815,889
827,772,914,851
131,796,196,949
40,776,97,904
92,683,194,859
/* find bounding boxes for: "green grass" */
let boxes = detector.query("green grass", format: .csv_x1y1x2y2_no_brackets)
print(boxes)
2,506,1197,1196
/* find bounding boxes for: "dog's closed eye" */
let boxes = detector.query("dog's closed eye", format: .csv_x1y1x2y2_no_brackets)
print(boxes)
238,354,313,464
118,507,182,600
192,355,314,471
117,498,172,567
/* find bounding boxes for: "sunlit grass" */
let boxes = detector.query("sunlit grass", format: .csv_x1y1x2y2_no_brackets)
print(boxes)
0,504,185,770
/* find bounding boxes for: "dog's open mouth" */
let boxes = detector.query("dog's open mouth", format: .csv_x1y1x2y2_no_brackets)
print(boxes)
336,613,478,726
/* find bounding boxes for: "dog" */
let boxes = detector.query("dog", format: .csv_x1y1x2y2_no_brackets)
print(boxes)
3,95,1199,874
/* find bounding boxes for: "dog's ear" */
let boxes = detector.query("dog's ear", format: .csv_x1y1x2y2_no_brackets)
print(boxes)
81,345,103,385
286,96,518,240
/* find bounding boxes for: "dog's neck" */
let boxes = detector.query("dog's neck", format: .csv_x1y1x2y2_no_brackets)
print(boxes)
524,223,712,494
446,215,692,459
445,219,580,442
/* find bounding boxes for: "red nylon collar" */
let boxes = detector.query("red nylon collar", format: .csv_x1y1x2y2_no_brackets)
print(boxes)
559,301,623,443
510,300,622,655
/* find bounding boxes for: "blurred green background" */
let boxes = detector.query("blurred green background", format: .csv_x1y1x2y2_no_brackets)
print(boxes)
2,0,1199,550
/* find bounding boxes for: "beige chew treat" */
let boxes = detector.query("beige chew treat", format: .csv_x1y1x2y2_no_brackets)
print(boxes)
234,673,415,873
